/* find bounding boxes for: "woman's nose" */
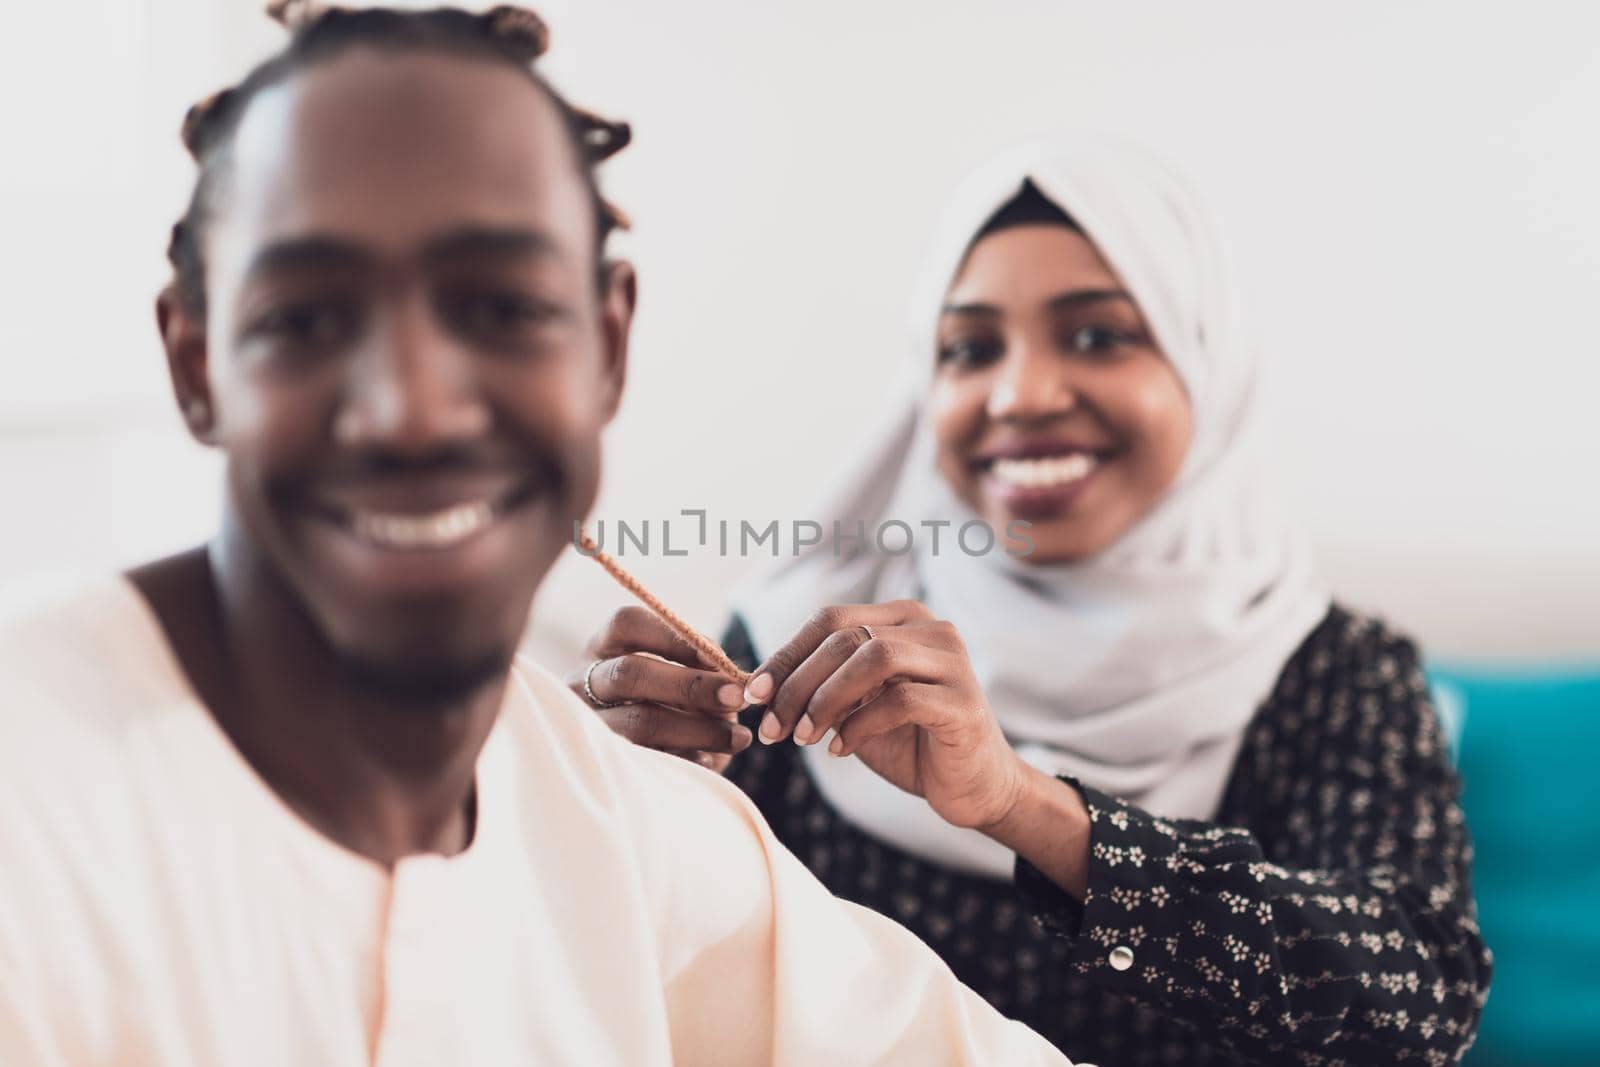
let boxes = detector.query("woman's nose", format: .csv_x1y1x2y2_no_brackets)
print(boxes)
984,341,1075,423
333,297,491,451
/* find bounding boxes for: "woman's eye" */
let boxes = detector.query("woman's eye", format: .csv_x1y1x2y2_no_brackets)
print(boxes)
246,302,360,351
937,338,1003,369
1063,324,1128,354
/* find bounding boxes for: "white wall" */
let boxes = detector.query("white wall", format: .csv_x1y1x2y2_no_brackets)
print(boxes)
2,0,1596,664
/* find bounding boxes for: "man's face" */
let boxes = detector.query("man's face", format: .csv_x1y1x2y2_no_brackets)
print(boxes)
168,49,632,689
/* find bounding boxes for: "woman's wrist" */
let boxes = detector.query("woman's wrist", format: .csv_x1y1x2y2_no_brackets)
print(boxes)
979,760,1092,900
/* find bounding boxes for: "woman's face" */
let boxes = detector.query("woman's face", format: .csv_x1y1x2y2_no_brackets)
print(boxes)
931,223,1193,564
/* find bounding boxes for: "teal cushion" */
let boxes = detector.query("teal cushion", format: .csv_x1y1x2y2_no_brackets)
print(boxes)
1427,664,1600,1066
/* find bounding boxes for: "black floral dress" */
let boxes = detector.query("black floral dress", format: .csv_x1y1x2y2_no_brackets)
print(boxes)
723,606,1492,1065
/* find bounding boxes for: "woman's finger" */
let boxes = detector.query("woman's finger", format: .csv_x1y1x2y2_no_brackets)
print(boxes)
796,636,951,745
828,682,947,756
586,604,723,670
597,702,753,754
586,652,746,714
759,626,870,744
745,600,930,734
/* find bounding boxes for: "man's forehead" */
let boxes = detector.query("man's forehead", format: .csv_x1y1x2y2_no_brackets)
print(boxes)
218,49,590,262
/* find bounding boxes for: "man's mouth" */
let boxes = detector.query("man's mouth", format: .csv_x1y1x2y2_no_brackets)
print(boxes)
306,477,538,553
348,500,498,550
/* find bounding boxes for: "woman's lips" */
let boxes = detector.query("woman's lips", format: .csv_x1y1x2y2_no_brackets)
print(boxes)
979,452,1103,517
989,452,1097,488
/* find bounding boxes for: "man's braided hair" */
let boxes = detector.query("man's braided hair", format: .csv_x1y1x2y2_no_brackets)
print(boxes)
167,1,631,316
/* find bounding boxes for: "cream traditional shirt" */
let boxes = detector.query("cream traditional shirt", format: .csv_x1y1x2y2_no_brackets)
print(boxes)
0,577,1071,1066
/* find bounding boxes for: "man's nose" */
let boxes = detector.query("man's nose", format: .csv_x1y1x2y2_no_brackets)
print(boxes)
985,338,1076,422
333,294,490,451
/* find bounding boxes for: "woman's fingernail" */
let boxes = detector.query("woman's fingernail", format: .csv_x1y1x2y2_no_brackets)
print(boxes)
731,724,753,750
718,683,745,708
795,714,816,745
745,673,774,704
828,734,845,756
759,711,781,743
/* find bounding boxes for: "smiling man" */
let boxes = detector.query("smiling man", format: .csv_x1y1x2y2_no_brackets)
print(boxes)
0,6,1071,1065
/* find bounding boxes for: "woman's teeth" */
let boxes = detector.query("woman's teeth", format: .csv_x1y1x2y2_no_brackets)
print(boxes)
989,453,1098,490
350,501,495,550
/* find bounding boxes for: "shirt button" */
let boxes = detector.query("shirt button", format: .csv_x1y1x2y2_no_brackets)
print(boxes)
1108,945,1135,971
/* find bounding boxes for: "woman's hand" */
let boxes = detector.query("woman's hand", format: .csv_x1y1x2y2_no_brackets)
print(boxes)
568,606,753,773
745,600,1028,831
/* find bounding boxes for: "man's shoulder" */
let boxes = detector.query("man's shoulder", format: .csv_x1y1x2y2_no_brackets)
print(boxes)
498,654,779,928
499,654,760,816
500,655,692,785
503,654,621,751
0,573,166,749
1,572,112,667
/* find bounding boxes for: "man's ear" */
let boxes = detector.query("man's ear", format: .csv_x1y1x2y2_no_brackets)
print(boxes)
597,259,636,423
155,284,217,446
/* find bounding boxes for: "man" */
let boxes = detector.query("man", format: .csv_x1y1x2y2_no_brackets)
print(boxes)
0,6,1071,1065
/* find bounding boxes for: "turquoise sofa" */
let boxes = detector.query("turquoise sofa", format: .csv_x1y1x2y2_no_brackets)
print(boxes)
1428,665,1600,1066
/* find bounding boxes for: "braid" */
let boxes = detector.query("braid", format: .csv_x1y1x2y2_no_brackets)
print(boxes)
168,3,630,315
569,105,632,232
178,88,235,161
264,0,333,31
479,4,549,60
576,531,752,684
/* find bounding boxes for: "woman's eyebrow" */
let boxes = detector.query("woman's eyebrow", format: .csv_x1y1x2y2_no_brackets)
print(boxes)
940,288,1134,318
1045,288,1134,312
940,301,1001,317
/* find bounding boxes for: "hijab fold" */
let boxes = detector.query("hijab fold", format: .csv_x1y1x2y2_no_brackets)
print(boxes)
734,138,1328,882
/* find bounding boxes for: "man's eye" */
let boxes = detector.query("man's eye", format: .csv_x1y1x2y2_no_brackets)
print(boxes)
937,338,1003,369
247,302,359,350
443,291,561,339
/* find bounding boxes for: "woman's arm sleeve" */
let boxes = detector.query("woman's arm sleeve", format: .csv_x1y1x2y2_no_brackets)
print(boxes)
1013,627,1492,1064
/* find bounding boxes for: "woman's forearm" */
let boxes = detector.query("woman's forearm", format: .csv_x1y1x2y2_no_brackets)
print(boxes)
1006,777,1491,1064
980,761,1092,899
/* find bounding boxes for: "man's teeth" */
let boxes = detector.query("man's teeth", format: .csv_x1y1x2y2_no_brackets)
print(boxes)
350,501,495,549
990,453,1098,490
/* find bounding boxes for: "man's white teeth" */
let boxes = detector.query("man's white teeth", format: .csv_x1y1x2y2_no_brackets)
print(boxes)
990,453,1098,489
351,501,495,550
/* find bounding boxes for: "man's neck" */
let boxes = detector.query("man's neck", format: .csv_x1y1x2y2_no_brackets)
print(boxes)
128,539,506,870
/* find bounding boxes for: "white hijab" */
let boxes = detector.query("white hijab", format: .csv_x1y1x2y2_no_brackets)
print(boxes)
733,137,1329,882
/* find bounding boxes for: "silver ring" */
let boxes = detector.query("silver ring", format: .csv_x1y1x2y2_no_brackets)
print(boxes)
582,658,627,709
859,624,876,643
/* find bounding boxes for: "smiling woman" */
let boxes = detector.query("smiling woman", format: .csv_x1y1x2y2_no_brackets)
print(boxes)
581,137,1492,1064
930,178,1193,562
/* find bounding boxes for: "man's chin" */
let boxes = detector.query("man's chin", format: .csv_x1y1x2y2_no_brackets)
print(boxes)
333,644,515,709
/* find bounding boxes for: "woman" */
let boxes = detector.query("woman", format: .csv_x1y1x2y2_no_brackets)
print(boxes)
574,139,1491,1064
